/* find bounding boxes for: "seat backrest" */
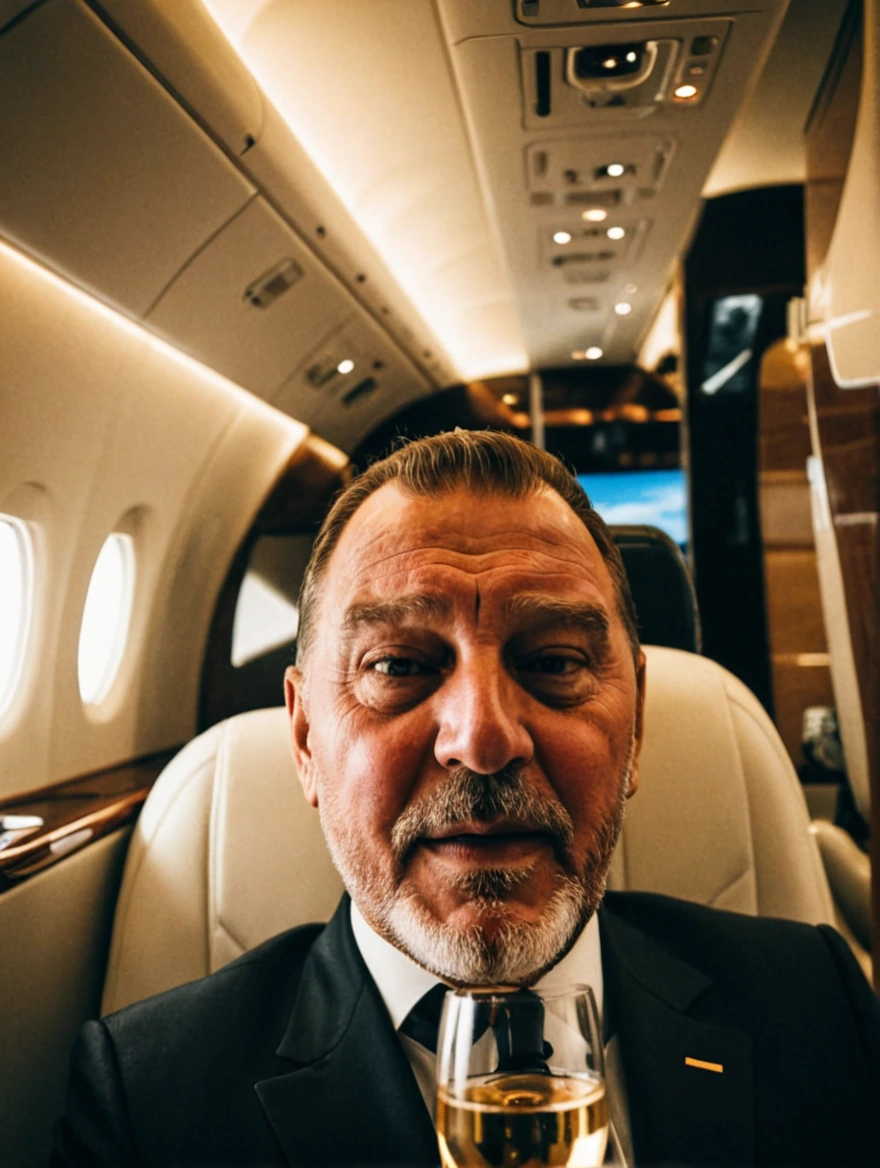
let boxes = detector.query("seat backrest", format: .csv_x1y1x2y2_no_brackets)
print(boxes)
102,645,835,1015
610,526,701,653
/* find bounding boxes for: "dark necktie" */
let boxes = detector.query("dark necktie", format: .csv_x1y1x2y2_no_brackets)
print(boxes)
399,983,448,1053
399,984,551,1072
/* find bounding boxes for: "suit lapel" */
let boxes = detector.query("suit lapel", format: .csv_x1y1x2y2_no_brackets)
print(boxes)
255,893,754,1166
600,903,754,1167
256,896,438,1167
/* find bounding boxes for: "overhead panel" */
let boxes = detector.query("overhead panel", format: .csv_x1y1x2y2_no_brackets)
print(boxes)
273,315,433,455
705,0,849,194
437,0,789,368
148,197,363,399
147,191,433,445
441,0,773,38
204,0,527,382
0,0,254,316
93,0,266,158
85,0,458,390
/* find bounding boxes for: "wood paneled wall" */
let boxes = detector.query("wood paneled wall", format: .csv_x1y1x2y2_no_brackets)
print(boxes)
758,340,835,776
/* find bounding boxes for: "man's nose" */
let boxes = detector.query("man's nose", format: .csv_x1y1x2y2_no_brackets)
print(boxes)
433,657,534,775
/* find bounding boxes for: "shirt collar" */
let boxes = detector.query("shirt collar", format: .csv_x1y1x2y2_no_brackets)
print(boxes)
350,900,604,1031
351,901,440,1030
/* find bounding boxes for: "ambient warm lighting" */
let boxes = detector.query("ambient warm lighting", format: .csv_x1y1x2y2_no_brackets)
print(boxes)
502,393,519,406
553,231,573,245
614,302,633,316
606,163,626,178
607,226,626,241
583,208,608,223
0,240,308,440
203,0,529,381
674,84,699,100
336,358,355,374
572,346,603,361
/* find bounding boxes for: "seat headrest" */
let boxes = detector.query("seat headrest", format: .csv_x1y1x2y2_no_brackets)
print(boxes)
610,524,701,653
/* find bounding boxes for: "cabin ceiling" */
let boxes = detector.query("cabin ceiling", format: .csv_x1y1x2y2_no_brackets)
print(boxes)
203,0,842,372
0,0,847,451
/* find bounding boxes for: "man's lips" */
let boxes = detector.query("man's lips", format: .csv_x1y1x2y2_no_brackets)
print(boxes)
423,819,549,841
418,821,554,863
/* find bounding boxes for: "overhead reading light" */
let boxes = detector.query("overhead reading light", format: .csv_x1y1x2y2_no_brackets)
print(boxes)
572,346,603,360
607,227,626,241
336,358,355,374
567,40,659,93
614,302,633,316
502,393,519,405
583,209,608,223
553,231,573,245
674,84,699,100
605,164,626,178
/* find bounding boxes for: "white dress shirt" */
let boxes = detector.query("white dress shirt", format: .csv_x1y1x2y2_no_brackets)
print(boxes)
350,902,632,1166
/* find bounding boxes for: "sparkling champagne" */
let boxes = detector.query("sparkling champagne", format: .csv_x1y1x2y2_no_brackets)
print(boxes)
437,1072,609,1168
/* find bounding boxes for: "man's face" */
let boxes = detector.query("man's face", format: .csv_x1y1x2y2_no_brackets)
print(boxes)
285,482,645,984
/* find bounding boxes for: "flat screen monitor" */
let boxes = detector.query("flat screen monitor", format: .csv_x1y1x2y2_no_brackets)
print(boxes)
576,468,687,550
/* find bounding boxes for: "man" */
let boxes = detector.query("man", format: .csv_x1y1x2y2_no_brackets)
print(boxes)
54,431,880,1166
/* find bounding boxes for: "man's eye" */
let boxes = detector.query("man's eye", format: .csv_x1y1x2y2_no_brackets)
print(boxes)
521,654,583,676
371,656,430,678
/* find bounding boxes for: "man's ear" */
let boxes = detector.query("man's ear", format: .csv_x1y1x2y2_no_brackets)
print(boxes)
626,649,647,799
284,665,318,807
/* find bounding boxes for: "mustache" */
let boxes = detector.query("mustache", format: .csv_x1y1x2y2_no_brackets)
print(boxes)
390,765,576,870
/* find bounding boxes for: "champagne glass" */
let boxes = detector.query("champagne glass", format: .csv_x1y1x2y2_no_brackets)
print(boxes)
436,985,608,1168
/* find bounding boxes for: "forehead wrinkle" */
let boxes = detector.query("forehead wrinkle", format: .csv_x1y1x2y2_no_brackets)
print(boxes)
345,516,599,571
346,545,600,594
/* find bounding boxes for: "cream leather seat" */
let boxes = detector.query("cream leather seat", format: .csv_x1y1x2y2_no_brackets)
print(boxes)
102,645,837,1014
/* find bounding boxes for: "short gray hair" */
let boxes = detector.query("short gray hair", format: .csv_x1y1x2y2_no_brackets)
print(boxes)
296,430,639,666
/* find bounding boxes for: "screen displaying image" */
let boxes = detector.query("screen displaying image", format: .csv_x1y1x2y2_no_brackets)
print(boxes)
576,468,687,549
700,293,763,395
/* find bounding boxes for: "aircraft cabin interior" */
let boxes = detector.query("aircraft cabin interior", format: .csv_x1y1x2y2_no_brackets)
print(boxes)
1,1,878,1164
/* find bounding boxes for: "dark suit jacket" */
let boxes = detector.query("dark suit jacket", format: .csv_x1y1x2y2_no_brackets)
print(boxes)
52,892,880,1167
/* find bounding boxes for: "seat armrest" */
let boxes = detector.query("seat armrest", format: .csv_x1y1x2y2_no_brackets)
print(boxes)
810,820,872,953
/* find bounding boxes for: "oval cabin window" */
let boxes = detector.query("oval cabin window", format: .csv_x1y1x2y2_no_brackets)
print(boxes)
0,515,35,720
77,533,136,706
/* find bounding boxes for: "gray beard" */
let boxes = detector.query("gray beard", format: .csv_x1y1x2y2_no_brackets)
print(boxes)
318,752,631,986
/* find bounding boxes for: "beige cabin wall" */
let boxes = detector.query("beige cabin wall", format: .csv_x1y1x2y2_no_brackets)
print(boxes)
0,241,308,797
